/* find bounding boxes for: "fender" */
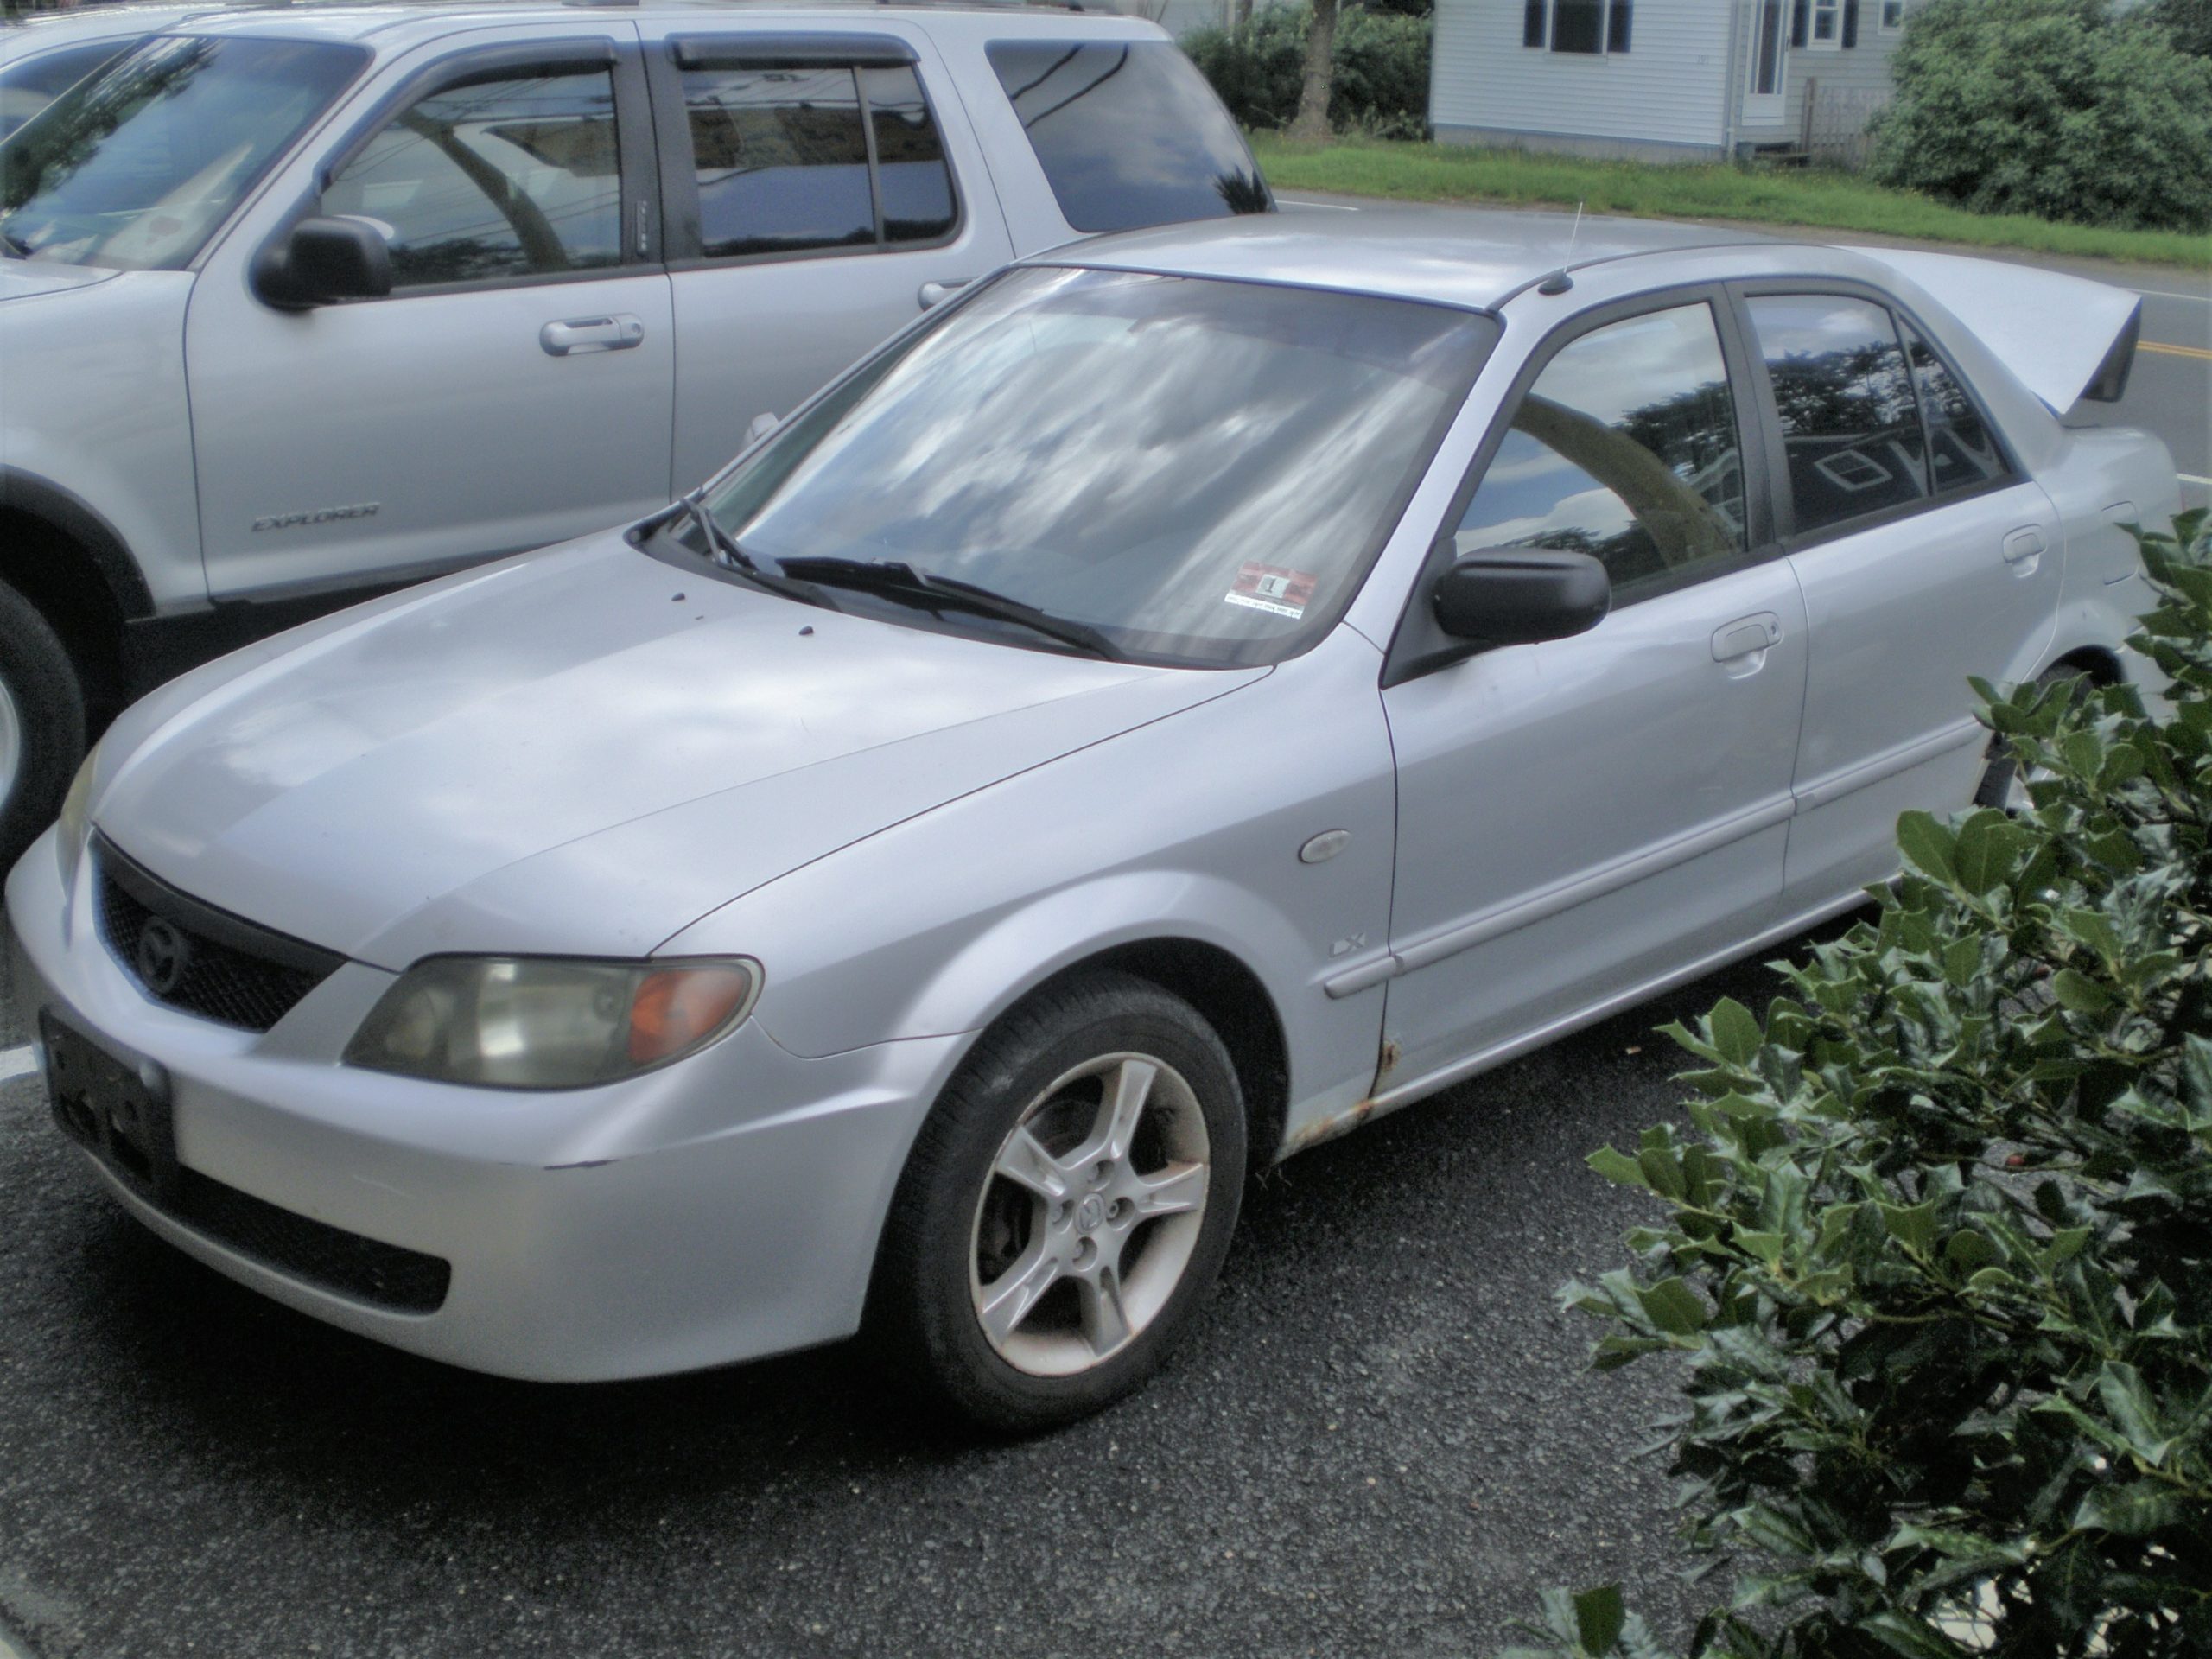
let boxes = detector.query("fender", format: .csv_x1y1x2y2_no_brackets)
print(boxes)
0,467,156,621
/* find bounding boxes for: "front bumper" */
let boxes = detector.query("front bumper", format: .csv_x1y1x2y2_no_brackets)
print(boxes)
5,827,966,1382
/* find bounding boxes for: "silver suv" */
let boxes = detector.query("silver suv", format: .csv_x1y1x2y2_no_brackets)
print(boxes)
0,0,1269,864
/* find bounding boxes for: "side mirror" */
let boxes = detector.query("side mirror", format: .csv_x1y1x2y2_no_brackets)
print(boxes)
255,215,392,309
1431,549,1610,649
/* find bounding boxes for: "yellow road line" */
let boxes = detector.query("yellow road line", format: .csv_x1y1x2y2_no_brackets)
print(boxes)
2139,340,2212,361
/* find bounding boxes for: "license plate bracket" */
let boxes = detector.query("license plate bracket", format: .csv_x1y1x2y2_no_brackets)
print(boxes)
39,1009,179,1205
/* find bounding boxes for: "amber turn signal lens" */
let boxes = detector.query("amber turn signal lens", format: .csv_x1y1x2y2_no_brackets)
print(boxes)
628,965,757,1065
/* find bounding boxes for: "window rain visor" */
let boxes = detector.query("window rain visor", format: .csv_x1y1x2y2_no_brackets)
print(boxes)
1,35,367,270
696,266,1496,667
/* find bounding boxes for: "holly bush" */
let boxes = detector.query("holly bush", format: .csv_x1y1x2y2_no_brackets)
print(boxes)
1509,509,2212,1659
1868,0,2212,232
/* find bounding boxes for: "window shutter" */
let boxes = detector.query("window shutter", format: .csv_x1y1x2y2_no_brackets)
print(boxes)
1524,0,1547,47
1608,0,1632,53
1790,0,1809,48
1841,0,1859,47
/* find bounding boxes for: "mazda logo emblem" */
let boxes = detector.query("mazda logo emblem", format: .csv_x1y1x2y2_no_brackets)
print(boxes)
134,918,192,996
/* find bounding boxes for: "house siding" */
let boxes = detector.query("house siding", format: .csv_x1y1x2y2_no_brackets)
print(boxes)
1430,0,1733,158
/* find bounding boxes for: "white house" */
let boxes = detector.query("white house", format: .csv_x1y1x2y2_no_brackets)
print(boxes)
1430,0,1920,164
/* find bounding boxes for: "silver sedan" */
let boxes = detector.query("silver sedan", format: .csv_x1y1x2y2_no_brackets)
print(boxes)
6,212,2177,1429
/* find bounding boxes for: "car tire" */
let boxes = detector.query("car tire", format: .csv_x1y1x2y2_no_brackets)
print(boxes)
0,580,86,876
1974,663,2091,814
871,971,1247,1434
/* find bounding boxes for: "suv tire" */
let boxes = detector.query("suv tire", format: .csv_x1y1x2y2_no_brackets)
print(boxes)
0,581,87,874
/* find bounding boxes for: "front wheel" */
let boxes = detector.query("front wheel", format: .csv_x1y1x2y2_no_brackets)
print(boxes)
0,582,87,874
871,972,1247,1433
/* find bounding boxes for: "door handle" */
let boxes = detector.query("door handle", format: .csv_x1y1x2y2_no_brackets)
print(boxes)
1711,612,1783,664
2002,526,2047,566
540,315,645,356
918,278,972,311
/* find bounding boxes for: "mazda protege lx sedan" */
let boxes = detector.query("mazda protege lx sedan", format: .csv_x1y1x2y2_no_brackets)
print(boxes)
8,211,2177,1430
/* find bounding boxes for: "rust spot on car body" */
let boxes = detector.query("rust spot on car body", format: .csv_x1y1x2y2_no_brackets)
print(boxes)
1281,1038,1403,1154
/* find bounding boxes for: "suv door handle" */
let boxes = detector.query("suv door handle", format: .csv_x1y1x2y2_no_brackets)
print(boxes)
540,315,645,356
1711,612,1783,664
918,278,972,311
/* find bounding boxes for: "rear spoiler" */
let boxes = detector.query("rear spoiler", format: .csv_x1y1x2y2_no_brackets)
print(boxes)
1846,248,2142,412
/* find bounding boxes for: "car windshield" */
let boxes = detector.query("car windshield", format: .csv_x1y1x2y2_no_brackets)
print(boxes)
696,266,1496,667
0,34,365,270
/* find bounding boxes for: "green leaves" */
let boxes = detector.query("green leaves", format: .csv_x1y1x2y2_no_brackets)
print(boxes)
1503,508,2212,1659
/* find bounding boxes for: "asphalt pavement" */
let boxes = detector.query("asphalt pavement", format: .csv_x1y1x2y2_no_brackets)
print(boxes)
0,925,1821,1659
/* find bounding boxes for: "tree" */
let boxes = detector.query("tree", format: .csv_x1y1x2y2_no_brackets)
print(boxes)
1289,0,1338,138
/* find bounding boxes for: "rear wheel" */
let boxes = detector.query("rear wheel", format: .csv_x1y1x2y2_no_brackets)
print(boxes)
0,581,86,874
872,972,1246,1433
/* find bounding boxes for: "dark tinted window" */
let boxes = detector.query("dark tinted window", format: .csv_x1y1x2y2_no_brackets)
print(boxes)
1747,295,1929,536
861,64,955,245
986,41,1268,233
0,39,133,139
1455,303,1747,600
679,66,872,257
324,64,622,288
1552,0,1605,52
1,35,364,270
1901,321,2009,494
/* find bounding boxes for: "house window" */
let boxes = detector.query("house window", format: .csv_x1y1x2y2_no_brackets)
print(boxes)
1879,1,1905,29
1809,0,1842,48
1522,0,1632,54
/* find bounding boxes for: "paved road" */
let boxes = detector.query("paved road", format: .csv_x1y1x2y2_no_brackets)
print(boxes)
1281,194,2212,516
0,936,1826,1659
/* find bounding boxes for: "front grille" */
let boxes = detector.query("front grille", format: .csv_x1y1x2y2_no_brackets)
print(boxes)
171,1169,452,1314
93,836,345,1033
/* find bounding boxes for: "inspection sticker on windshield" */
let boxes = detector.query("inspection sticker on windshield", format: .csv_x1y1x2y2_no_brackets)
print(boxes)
1224,563,1317,620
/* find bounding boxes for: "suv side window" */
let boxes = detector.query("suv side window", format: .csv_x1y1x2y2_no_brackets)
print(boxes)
675,59,956,258
1745,294,1929,536
322,61,623,289
984,41,1268,232
1452,302,1749,602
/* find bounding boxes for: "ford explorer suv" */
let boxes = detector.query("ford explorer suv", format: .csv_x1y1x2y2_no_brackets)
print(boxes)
0,0,1271,866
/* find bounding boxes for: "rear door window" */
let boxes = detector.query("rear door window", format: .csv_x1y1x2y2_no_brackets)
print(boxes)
985,40,1268,232
1899,321,2011,495
1746,294,1930,537
673,56,957,257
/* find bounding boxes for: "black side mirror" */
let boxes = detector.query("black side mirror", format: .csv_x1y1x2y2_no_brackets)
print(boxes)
1431,548,1611,649
255,215,392,309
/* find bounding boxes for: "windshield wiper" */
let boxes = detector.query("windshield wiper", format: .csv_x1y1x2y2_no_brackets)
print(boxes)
773,557,1119,660
0,228,30,259
664,493,833,607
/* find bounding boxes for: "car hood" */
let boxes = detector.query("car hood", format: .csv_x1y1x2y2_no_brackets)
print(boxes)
95,534,1264,969
0,260,116,302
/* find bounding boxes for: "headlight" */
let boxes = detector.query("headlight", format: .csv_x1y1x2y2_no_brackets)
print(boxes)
344,956,761,1089
55,742,102,892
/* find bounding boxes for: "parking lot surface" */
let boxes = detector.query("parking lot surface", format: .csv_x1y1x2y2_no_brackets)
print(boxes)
0,918,1816,1659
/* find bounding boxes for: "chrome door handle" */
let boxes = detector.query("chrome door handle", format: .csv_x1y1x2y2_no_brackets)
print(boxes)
918,278,972,311
540,315,645,356
2002,526,2047,565
1711,612,1783,664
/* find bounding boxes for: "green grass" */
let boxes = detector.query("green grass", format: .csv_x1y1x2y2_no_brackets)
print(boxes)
1248,131,2212,270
